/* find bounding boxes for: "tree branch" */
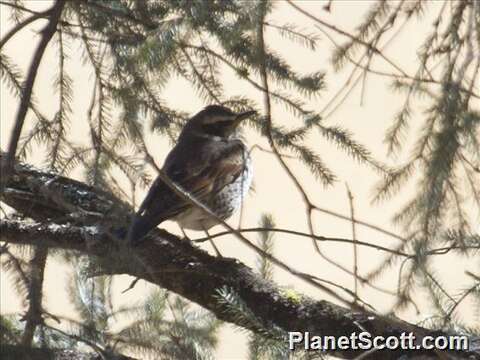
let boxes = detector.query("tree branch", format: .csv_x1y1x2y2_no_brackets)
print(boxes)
0,344,136,360
0,9,50,50
1,158,480,359
1,0,65,190
20,246,48,346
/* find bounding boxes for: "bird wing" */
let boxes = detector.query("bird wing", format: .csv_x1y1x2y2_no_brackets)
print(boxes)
151,140,247,218
129,140,247,242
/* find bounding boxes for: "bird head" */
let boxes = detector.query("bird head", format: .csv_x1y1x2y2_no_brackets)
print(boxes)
183,105,256,139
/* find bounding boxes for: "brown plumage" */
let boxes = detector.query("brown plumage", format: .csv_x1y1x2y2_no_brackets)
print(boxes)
127,105,255,244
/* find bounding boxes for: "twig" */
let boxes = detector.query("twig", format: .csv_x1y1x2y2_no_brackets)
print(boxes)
203,227,222,257
84,0,157,30
0,0,43,16
254,2,398,296
313,205,406,242
2,179,479,359
466,271,480,282
1,0,65,190
180,43,310,115
42,323,107,360
287,0,408,77
443,283,478,326
139,141,359,308
0,9,49,49
104,115,358,306
249,144,296,159
121,277,141,294
193,227,408,257
460,152,480,173
346,185,359,303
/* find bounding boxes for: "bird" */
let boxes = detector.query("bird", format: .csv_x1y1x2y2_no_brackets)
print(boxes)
127,105,255,246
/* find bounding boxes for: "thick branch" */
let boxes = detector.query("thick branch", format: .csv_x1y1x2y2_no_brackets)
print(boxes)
1,158,479,359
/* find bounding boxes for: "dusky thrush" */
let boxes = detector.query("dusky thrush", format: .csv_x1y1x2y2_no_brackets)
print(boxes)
127,105,255,245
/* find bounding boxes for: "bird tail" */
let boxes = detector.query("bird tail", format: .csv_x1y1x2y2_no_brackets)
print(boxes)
127,214,154,246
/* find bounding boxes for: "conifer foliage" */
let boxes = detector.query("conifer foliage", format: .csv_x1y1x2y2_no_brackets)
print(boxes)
1,1,479,359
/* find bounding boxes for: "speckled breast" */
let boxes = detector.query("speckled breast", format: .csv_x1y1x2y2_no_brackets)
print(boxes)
174,149,253,231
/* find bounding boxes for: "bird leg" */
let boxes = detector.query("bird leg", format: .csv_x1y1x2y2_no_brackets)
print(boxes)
202,226,222,257
180,226,190,241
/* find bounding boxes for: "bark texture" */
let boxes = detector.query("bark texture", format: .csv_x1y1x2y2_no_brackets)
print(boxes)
1,154,479,360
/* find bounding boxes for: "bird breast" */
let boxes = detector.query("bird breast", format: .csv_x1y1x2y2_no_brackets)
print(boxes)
174,150,253,231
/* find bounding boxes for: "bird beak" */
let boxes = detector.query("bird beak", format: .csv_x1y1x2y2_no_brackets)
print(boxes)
234,110,256,125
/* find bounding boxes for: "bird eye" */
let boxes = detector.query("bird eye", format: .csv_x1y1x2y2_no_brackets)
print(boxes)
202,121,232,136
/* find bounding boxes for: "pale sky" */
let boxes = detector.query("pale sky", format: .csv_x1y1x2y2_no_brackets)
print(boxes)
1,1,477,359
